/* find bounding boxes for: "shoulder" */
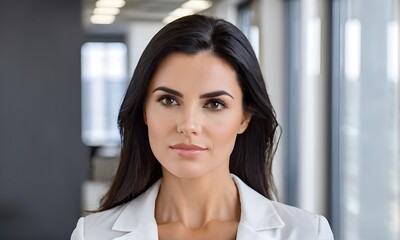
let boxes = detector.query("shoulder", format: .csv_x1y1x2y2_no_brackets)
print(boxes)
277,201,334,239
261,201,334,239
84,204,127,232
269,200,319,224
71,180,162,240
70,204,129,240
232,175,333,239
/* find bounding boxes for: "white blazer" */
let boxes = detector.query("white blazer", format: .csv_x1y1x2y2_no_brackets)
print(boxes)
71,175,334,240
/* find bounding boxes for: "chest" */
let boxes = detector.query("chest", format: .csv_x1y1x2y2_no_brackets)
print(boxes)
157,221,239,240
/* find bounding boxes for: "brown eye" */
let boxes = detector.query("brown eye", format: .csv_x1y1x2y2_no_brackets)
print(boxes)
159,96,178,106
204,99,226,110
210,102,221,109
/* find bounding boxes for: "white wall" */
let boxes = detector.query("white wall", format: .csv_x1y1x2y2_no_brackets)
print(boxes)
127,21,165,76
297,0,330,215
256,0,286,201
204,0,238,25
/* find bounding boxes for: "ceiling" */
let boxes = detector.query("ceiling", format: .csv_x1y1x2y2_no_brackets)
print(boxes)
82,0,217,35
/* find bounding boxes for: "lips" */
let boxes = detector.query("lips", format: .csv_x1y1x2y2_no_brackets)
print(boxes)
170,143,207,158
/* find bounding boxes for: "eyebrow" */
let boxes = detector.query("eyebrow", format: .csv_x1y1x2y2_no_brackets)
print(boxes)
152,86,182,97
200,91,234,100
152,86,234,100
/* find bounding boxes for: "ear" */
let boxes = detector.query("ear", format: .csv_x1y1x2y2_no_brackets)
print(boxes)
237,112,252,134
143,109,147,125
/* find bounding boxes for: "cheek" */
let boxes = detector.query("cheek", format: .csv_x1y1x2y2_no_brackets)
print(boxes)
208,112,242,151
145,106,174,154
146,102,175,130
213,124,239,144
146,104,176,159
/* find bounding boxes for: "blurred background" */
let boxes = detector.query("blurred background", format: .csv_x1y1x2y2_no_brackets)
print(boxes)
0,0,398,239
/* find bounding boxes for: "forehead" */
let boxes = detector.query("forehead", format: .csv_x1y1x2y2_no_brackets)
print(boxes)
149,52,240,93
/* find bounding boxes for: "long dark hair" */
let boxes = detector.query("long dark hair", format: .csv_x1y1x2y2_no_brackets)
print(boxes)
98,14,280,211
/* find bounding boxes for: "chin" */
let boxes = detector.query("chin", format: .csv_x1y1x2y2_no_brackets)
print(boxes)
163,165,213,179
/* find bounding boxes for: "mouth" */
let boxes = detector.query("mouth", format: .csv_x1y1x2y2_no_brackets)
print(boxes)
170,143,207,158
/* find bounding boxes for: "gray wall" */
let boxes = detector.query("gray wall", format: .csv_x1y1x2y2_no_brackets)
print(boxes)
0,0,88,239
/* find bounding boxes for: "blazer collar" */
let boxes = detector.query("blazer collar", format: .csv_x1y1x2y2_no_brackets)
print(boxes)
112,175,284,240
112,179,162,240
231,175,285,231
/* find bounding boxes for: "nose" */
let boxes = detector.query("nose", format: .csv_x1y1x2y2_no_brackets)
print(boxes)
177,105,202,136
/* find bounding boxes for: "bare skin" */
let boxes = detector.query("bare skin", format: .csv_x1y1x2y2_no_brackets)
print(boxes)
155,167,241,240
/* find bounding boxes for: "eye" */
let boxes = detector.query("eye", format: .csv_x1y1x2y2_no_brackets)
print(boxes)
158,95,179,106
204,99,227,111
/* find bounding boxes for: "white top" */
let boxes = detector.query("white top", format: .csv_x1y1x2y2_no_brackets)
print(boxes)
71,175,334,240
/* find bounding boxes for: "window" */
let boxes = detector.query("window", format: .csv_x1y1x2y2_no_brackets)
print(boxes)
238,1,259,59
81,42,128,146
283,0,399,238
333,0,399,239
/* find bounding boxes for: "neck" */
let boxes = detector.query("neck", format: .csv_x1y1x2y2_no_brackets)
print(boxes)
155,169,240,229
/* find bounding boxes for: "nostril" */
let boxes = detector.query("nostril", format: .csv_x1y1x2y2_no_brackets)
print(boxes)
176,108,202,135
177,124,200,135
177,121,201,135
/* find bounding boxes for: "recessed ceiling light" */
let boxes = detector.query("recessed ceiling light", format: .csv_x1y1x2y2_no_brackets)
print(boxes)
181,0,212,11
96,0,125,8
170,8,195,17
90,15,116,24
163,15,179,24
93,7,120,15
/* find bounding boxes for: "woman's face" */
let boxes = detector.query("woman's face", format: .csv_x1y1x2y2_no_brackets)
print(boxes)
144,52,251,179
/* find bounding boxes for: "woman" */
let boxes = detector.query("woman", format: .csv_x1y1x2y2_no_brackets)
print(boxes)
71,14,334,240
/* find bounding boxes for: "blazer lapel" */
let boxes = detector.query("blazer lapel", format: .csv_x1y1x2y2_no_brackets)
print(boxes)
112,179,162,240
232,175,285,239
110,175,284,240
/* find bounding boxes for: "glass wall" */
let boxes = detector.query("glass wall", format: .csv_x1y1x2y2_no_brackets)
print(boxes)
284,0,331,216
335,0,399,239
284,0,399,238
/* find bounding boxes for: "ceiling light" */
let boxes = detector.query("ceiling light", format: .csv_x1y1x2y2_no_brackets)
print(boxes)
96,0,125,8
163,15,179,24
93,7,120,15
182,0,212,11
170,8,195,17
90,15,116,24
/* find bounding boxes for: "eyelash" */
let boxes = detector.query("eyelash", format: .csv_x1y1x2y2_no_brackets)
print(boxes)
157,95,179,106
204,99,227,111
156,95,228,111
